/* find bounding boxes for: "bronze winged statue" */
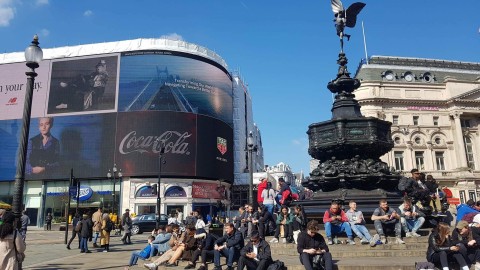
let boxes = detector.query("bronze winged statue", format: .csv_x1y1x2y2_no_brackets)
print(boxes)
331,0,366,52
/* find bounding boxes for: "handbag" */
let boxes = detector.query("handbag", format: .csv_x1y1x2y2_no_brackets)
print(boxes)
312,254,325,270
13,230,25,263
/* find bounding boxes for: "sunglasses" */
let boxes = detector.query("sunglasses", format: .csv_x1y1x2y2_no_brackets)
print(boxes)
250,238,260,243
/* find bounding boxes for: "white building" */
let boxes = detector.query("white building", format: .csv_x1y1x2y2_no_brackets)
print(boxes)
355,56,480,203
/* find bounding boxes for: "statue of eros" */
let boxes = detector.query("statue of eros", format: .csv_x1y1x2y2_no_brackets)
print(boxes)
331,0,366,52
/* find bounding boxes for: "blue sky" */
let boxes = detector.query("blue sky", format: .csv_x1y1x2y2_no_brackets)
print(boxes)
1,0,479,174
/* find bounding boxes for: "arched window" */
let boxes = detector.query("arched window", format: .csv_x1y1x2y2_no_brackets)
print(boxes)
464,136,476,170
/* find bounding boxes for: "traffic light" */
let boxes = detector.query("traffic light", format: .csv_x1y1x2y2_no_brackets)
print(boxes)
151,184,158,195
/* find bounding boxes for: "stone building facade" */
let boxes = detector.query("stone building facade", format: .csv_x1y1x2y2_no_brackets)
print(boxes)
355,56,480,203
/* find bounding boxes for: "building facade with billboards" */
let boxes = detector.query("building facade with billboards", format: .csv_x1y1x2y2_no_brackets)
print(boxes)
354,56,480,203
0,38,263,226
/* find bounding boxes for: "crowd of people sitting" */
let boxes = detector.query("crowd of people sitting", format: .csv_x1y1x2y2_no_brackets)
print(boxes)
28,172,477,270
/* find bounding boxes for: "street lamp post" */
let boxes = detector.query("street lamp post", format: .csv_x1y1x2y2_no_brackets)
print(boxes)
156,146,166,230
247,131,257,205
107,164,122,228
12,35,43,245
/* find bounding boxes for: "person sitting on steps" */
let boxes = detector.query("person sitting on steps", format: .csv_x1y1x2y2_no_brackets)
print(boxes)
323,201,355,245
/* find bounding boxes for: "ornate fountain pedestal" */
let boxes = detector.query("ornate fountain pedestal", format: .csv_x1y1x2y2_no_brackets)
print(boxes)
298,53,403,219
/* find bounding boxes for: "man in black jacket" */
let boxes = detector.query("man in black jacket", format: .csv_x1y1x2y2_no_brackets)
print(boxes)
237,231,272,270
297,220,334,270
257,205,275,239
213,223,244,270
451,220,480,269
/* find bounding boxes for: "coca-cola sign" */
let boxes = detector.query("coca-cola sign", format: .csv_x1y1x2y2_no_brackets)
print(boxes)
116,111,197,177
119,131,192,155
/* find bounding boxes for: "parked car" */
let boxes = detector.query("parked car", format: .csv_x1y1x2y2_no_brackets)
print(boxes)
131,213,169,234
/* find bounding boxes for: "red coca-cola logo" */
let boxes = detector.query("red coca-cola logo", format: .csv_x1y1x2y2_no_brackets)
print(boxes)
119,131,192,155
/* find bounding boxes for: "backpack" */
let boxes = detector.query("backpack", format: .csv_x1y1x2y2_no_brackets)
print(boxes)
415,261,435,270
462,212,478,223
398,177,410,192
75,221,82,232
105,220,114,232
266,260,285,270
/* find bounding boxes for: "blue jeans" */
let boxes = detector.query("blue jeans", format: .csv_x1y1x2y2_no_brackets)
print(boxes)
129,251,147,266
401,217,425,233
214,246,236,267
80,237,89,252
264,204,274,215
350,223,372,241
324,222,353,238
93,232,100,244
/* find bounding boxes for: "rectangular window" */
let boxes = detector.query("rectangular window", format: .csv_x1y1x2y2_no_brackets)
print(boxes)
394,151,404,171
433,116,439,126
435,151,445,170
461,119,471,128
469,191,476,201
392,115,399,125
415,151,425,170
460,191,466,204
413,116,419,126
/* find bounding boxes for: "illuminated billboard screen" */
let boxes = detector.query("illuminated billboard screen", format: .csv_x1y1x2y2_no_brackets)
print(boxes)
118,51,233,126
0,50,233,182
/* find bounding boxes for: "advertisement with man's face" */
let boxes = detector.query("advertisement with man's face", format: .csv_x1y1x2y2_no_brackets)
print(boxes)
118,51,233,126
0,50,233,182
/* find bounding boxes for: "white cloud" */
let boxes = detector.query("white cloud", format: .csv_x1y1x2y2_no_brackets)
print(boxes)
0,0,15,27
39,28,49,37
36,0,48,5
83,10,93,17
160,33,184,41
292,139,301,145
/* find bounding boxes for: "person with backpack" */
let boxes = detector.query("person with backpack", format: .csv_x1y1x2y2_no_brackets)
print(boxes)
297,220,334,270
261,182,276,215
100,213,113,252
275,178,292,212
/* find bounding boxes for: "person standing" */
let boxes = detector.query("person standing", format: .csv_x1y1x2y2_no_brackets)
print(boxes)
20,211,30,240
297,220,334,270
121,209,133,244
0,212,26,270
261,182,276,215
78,214,93,253
237,231,272,270
92,207,103,248
257,178,268,206
67,213,81,250
45,213,53,231
100,213,112,252
176,208,184,224
371,199,404,245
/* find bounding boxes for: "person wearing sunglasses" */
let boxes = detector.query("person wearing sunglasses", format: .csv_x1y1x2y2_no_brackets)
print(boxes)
237,231,272,270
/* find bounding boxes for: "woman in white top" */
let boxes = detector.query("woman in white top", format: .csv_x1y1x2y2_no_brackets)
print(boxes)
195,216,206,230
261,182,276,214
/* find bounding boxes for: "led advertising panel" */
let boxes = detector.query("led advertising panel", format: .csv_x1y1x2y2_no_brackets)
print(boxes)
47,55,119,115
115,111,233,181
0,61,51,120
118,51,233,126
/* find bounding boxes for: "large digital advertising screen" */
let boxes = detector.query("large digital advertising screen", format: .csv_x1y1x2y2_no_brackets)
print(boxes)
118,51,233,126
0,50,233,182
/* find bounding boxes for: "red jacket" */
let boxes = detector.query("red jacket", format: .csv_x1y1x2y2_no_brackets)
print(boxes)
257,180,267,204
323,208,348,224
